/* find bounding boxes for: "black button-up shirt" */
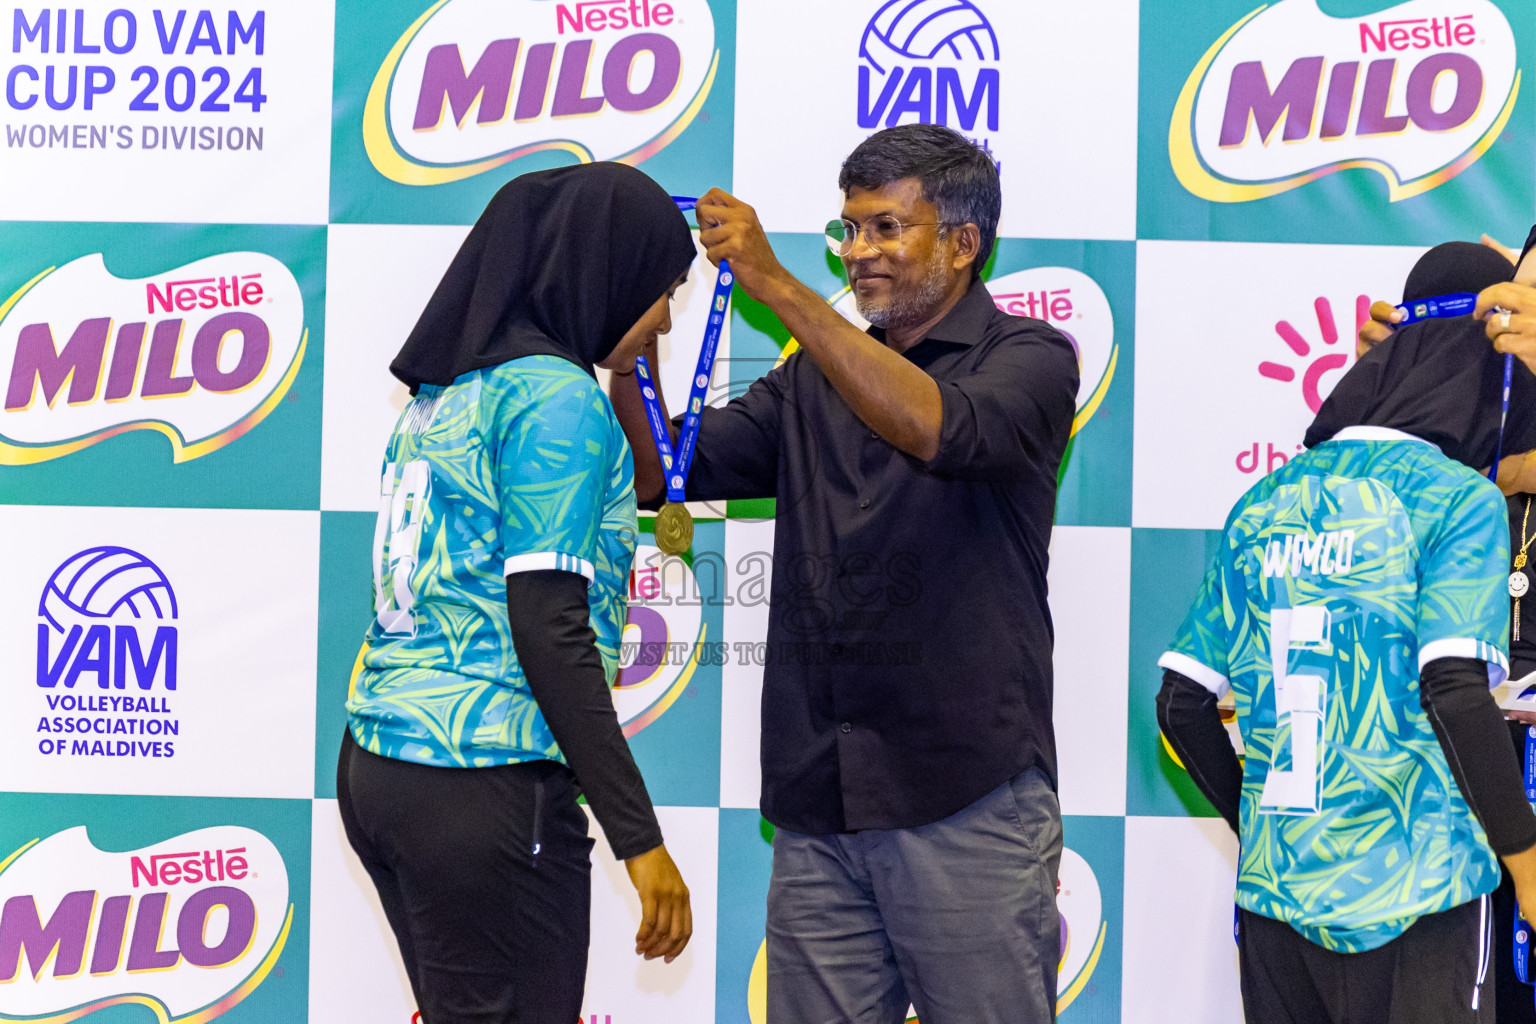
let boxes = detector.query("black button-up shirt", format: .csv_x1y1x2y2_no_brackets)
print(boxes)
685,280,1079,834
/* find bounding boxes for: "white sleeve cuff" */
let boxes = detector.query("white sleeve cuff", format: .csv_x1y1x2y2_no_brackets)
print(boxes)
1418,638,1510,688
1158,651,1230,697
504,551,595,582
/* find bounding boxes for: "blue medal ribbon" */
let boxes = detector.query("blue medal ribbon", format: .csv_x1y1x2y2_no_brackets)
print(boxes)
1517,727,1536,985
1392,292,1478,325
1493,349,1515,484
633,197,732,504
1389,292,1512,482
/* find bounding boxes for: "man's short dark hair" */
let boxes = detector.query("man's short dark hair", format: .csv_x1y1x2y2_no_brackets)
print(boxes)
838,124,1002,275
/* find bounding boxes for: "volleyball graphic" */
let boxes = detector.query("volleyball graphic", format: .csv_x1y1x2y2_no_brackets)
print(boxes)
39,546,178,631
860,0,1000,74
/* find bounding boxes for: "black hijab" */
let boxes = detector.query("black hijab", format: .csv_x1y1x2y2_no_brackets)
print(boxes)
391,163,696,389
1304,241,1536,470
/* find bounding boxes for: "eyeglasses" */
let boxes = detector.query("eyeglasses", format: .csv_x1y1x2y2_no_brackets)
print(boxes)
824,215,947,257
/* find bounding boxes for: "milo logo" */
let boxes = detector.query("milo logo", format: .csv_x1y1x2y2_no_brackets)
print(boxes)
364,0,719,185
0,825,292,1021
0,250,307,464
1170,0,1519,202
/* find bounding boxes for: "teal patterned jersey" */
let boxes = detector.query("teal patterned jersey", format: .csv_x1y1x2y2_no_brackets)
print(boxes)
1160,426,1511,952
347,354,637,769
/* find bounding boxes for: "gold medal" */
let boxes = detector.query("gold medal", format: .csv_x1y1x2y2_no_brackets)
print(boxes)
655,502,694,557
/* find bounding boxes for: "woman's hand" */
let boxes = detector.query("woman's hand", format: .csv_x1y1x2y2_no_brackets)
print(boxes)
1358,300,1401,357
624,843,692,962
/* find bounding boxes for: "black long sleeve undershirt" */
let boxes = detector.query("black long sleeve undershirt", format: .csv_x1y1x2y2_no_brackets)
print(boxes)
1419,657,1536,857
1155,672,1242,831
505,570,664,861
1157,659,1536,857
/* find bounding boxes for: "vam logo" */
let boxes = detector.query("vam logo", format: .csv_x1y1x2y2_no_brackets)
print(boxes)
34,546,184,760
0,825,292,1022
38,546,177,694
1171,0,1519,202
805,267,1116,437
614,543,707,736
1256,294,1366,413
365,0,719,185
857,0,999,146
0,251,307,464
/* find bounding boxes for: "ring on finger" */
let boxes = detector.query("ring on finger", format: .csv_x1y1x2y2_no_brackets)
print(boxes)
1502,310,1513,333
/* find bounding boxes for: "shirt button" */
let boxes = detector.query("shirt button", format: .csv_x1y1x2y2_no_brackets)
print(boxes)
859,498,871,509
870,430,880,439
840,722,852,734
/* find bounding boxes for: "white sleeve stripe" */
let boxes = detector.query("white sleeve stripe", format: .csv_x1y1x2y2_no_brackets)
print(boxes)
504,552,596,582
1157,652,1230,697
1419,638,1510,687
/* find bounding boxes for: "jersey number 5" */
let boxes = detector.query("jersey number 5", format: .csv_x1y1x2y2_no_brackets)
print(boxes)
1260,606,1329,816
374,459,431,637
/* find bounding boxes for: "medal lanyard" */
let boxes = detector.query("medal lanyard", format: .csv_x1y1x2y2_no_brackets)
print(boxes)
1392,292,1512,484
1393,292,1478,325
1492,350,1515,484
633,196,732,504
1517,728,1536,986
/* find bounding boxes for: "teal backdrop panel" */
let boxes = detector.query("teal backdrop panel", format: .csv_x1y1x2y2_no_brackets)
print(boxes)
1126,527,1229,818
0,222,326,510
988,238,1135,528
330,0,737,225
1058,814,1126,1024
315,511,376,800
0,792,312,1024
714,809,773,1024
622,518,727,807
1137,0,1536,245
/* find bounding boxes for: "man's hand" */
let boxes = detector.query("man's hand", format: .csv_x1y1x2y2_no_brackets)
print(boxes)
624,844,692,962
1476,282,1536,376
1357,234,1519,357
1358,300,1401,357
1507,844,1536,928
695,188,789,302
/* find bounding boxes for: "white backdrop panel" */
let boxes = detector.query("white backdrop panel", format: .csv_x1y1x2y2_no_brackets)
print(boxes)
1133,239,1426,530
0,504,318,799
733,0,1140,240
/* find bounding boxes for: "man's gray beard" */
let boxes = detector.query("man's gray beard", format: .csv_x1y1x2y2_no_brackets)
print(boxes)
855,245,950,330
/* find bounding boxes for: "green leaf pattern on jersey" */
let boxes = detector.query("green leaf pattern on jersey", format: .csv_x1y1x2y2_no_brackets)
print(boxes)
1167,439,1509,952
348,356,636,769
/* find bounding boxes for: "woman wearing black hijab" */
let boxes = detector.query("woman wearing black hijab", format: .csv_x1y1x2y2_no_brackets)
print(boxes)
339,163,698,1023
1156,242,1536,1024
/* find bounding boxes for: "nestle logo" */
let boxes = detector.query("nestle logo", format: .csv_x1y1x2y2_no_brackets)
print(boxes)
130,847,249,888
993,288,1073,323
1359,15,1475,53
555,0,674,34
145,274,264,315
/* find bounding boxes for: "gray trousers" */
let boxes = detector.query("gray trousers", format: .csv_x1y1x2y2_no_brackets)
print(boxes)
766,767,1064,1024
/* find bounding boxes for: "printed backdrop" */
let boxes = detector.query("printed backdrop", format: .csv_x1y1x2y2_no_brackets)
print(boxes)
0,0,1530,1020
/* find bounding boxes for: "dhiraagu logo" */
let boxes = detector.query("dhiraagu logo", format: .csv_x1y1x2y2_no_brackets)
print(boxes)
1171,0,1519,202
0,251,306,465
789,267,1116,438
364,0,719,185
615,544,706,736
0,825,292,1023
1257,294,1365,414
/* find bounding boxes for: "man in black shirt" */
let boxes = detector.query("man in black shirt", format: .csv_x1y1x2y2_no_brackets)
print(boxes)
609,125,1078,1021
